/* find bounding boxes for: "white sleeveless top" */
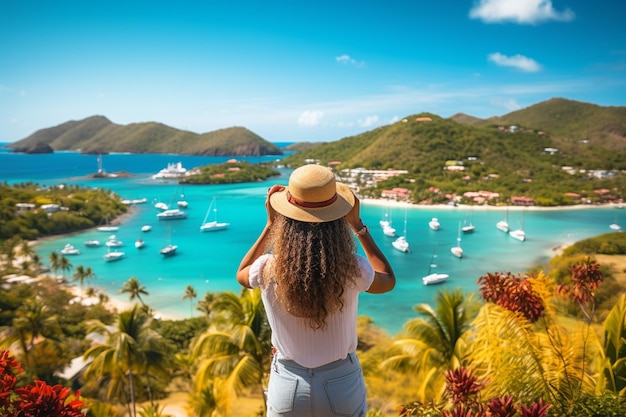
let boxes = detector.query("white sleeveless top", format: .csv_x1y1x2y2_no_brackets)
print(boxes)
249,254,374,368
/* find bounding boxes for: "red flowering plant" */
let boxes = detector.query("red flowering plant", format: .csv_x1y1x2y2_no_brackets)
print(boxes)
437,366,552,417
477,272,545,323
0,350,84,417
557,257,603,322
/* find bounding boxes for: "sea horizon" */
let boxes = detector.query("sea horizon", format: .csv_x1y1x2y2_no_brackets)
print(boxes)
2,149,624,335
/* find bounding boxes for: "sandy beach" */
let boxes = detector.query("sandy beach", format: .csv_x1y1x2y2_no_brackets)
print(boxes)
360,198,623,212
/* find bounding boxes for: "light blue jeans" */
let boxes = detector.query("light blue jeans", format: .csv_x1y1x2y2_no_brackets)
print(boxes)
266,352,367,417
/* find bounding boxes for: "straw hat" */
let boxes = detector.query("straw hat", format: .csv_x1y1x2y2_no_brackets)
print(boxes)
269,164,355,223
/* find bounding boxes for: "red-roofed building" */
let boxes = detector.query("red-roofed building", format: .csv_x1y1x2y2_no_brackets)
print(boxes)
381,187,411,200
511,196,535,206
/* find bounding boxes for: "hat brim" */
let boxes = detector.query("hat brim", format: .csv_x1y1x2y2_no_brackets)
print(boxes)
269,182,355,223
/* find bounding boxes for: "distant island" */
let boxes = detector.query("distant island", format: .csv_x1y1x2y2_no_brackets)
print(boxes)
6,115,283,157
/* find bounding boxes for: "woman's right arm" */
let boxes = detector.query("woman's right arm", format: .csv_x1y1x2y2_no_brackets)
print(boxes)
235,185,283,288
346,197,396,294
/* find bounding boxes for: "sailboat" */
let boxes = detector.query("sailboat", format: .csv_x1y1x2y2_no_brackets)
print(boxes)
496,209,509,233
97,216,119,232
461,210,475,233
160,223,178,256
176,186,188,208
379,203,391,228
392,212,410,253
609,212,622,231
422,251,449,285
380,205,396,236
451,221,463,258
200,197,230,232
383,223,396,237
509,211,526,242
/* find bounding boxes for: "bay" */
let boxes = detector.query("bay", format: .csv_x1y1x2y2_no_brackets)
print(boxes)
1,148,622,335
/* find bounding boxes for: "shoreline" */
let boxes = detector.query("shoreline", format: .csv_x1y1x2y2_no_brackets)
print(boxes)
360,199,623,212
66,283,180,321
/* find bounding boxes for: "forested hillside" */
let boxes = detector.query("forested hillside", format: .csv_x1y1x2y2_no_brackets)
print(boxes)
283,99,626,206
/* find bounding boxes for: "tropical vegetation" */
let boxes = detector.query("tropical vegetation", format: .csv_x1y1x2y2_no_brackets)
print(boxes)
0,182,127,240
180,161,280,185
1,230,625,416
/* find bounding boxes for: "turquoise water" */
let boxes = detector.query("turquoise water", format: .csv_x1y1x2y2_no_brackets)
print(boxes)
2,149,623,335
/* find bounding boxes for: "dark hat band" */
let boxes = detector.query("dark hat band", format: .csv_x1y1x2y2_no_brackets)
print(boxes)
286,191,338,209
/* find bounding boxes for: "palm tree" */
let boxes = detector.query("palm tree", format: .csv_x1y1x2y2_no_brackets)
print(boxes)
8,298,60,372
17,239,35,262
182,285,197,318
196,292,216,316
48,252,61,277
30,253,43,275
58,254,73,279
1,235,22,268
120,276,149,306
381,289,478,403
84,305,172,417
191,288,271,416
72,265,96,290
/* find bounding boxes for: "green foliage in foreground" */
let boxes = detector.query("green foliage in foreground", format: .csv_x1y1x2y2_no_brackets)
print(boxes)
179,161,280,185
0,182,127,240
2,248,626,416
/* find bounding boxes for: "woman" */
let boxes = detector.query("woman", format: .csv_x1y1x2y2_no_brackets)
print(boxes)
237,164,396,416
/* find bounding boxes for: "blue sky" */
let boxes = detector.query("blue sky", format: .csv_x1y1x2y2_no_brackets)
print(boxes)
1,0,625,143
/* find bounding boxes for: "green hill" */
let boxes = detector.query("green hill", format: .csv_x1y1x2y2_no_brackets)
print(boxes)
481,98,626,151
283,99,626,206
7,116,283,156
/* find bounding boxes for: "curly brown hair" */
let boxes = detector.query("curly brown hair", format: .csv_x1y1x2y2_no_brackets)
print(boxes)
263,214,360,330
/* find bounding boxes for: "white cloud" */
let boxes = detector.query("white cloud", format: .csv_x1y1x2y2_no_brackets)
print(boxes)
488,52,542,72
469,0,575,24
358,115,379,128
298,110,324,127
336,54,366,68
491,98,522,112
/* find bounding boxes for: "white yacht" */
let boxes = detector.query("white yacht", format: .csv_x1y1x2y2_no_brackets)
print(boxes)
428,217,440,231
60,243,80,255
160,244,178,257
103,248,125,262
152,162,187,179
157,209,187,220
105,235,123,247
